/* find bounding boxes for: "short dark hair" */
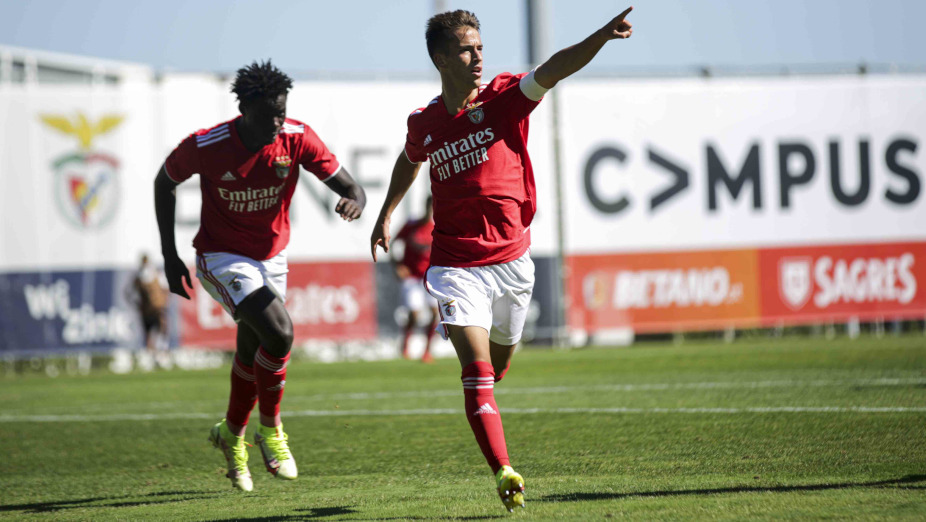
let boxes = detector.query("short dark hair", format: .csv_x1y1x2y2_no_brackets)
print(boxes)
425,10,480,64
230,60,293,103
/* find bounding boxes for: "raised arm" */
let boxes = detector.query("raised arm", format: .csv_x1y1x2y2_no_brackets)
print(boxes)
370,151,423,261
323,167,367,222
533,6,633,89
153,164,193,299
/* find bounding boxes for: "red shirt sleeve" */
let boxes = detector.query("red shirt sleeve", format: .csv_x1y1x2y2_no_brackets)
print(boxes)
489,72,542,123
297,126,341,181
404,111,428,163
164,134,201,183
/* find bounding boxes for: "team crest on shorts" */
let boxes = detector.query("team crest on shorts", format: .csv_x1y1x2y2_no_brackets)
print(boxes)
465,102,485,124
442,299,456,317
229,276,242,292
273,155,293,179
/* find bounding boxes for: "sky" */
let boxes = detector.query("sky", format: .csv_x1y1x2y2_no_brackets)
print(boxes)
1,0,924,77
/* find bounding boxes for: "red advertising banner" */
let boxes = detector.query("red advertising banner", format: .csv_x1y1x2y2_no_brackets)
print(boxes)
180,260,377,349
567,249,762,333
568,241,926,334
758,241,926,325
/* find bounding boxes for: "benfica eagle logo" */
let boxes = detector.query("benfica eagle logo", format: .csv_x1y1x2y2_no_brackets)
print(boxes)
40,112,124,229
273,155,293,179
465,101,485,124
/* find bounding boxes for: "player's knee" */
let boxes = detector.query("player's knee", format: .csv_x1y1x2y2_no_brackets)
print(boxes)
263,324,293,358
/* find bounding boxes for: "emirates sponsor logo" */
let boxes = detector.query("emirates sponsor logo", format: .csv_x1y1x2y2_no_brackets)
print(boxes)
427,128,495,181
217,182,286,212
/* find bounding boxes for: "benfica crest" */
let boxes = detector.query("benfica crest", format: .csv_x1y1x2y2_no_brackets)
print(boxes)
273,155,293,179
779,257,813,310
465,102,485,124
40,112,124,229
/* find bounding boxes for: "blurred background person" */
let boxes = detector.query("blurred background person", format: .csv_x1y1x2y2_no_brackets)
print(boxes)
128,253,168,354
391,195,439,362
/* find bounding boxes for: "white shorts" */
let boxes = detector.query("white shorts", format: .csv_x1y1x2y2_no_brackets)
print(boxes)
401,277,438,312
196,250,288,319
425,251,535,345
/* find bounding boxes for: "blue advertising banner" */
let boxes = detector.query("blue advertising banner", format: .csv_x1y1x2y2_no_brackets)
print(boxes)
0,269,148,354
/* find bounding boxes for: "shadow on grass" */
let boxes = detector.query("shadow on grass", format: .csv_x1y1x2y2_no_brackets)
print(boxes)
210,506,359,521
211,507,505,522
0,490,224,514
538,474,926,503
356,515,505,522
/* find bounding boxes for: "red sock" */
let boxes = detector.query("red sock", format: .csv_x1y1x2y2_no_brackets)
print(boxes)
226,355,257,427
462,361,510,473
254,347,290,419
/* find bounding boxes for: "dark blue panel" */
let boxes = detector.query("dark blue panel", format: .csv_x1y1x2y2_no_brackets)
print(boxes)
0,269,147,354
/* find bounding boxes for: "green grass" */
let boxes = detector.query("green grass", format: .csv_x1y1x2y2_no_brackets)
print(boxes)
0,335,924,520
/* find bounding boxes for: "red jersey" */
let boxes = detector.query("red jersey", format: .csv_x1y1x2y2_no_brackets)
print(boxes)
395,217,435,278
405,73,542,267
165,117,340,260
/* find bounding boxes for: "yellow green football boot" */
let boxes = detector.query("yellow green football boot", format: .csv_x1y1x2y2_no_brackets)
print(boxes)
208,419,253,492
254,423,298,479
496,465,525,512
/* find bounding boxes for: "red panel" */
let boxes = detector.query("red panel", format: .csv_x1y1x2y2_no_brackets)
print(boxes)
757,241,926,324
180,260,377,349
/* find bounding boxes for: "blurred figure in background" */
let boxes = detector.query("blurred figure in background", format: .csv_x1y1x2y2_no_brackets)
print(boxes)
371,6,633,512
391,195,438,362
154,60,366,492
129,253,168,353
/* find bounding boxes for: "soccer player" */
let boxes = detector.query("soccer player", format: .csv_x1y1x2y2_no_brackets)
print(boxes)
391,196,439,362
154,60,366,492
370,7,633,511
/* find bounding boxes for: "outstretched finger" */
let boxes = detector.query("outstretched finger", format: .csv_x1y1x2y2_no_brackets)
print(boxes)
371,239,380,261
617,6,633,20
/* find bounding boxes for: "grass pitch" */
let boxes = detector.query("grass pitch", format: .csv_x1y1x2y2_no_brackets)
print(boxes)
0,335,924,520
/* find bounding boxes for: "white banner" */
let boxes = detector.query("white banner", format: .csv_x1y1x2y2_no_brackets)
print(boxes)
558,76,926,254
3,74,924,270
0,85,160,271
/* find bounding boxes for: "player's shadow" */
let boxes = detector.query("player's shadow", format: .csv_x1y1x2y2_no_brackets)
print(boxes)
0,490,224,514
538,474,926,503
209,506,359,521
212,508,504,521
